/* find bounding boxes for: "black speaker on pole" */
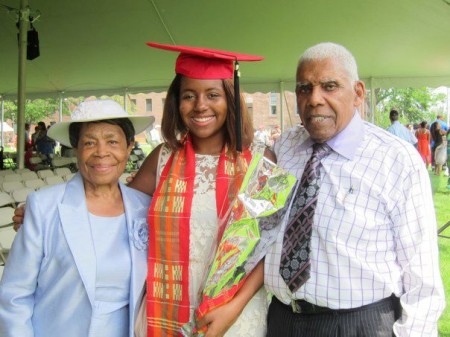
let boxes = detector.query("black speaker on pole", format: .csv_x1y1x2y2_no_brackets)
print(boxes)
17,18,40,61
27,27,40,60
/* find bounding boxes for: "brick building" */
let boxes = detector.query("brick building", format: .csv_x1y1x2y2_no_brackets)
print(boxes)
128,90,299,136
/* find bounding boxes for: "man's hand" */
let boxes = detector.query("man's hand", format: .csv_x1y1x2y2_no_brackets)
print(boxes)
12,204,25,232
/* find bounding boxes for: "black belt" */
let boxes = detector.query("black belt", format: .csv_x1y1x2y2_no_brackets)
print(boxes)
276,295,398,315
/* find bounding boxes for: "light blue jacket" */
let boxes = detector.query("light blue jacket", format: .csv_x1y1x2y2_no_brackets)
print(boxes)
0,173,150,337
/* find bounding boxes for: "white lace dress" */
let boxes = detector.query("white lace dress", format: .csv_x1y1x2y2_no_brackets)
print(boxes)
157,146,268,337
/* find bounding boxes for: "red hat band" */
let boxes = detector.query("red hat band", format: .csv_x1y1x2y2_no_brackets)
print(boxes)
176,54,234,79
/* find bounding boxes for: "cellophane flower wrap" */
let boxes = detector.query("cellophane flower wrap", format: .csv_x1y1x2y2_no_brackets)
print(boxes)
181,150,296,336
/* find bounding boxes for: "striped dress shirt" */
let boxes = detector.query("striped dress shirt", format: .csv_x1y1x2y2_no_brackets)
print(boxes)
264,112,445,337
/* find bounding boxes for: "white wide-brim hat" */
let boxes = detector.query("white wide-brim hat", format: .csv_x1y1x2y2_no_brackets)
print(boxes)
48,99,155,148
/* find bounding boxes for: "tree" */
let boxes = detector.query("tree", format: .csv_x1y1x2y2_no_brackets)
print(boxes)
374,87,446,128
2,98,74,125
2,95,138,131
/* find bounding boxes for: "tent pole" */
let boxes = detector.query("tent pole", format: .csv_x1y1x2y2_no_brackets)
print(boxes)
59,92,64,122
1,98,4,147
16,0,30,169
370,77,376,124
279,81,284,132
124,88,128,112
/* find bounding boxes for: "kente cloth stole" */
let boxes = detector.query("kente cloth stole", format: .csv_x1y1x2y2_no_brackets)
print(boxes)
146,137,251,337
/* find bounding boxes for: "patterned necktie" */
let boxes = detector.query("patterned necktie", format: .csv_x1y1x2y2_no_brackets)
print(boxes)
280,142,332,292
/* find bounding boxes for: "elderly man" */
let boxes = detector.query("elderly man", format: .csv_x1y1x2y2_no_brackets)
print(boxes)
387,109,418,146
265,42,445,337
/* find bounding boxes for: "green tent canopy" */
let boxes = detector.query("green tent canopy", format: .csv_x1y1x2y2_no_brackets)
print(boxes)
1,0,450,100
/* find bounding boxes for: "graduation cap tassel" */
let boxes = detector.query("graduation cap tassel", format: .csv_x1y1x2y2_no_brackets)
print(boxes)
234,61,242,152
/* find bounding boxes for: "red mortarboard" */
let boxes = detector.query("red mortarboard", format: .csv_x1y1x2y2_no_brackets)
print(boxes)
146,42,263,79
146,42,264,151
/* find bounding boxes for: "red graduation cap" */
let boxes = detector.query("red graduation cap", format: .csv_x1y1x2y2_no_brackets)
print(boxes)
146,42,264,151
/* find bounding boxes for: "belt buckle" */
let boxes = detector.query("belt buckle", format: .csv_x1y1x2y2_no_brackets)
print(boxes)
291,299,301,313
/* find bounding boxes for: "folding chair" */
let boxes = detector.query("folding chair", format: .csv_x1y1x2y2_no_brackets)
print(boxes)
11,187,35,205
132,148,146,160
2,173,22,182
0,206,15,264
438,221,450,239
63,172,76,182
24,178,46,190
0,191,15,207
54,167,72,177
0,169,16,176
15,168,31,174
51,156,73,168
62,148,76,158
29,156,43,165
20,171,39,181
44,175,64,186
2,181,25,194
37,169,55,180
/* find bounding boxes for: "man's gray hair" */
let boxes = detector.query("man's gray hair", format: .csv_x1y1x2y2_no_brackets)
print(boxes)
299,42,359,82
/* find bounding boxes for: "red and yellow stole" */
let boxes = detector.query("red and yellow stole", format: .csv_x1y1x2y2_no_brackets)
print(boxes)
146,136,251,336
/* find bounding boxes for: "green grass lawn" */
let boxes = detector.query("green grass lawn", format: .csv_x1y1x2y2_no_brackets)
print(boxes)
432,171,450,336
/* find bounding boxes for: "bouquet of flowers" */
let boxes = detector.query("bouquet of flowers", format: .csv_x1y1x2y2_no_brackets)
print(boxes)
181,150,296,336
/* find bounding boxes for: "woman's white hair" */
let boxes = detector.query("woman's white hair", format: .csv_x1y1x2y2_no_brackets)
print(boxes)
298,42,359,82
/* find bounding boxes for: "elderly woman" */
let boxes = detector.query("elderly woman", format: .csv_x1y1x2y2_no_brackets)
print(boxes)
0,99,154,337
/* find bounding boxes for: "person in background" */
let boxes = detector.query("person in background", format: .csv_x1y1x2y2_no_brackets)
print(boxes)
430,115,448,168
48,121,57,153
433,114,449,132
386,109,418,146
415,120,431,169
0,99,154,337
407,123,412,132
34,121,54,165
30,125,39,149
264,42,445,337
270,125,282,144
24,146,41,171
24,123,31,150
447,131,450,183
434,123,448,176
254,124,272,148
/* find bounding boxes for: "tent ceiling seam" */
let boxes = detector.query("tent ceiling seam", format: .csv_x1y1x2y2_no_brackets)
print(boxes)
149,0,176,45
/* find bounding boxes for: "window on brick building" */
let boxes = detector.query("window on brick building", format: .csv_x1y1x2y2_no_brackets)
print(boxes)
146,99,153,112
130,99,137,106
270,93,277,115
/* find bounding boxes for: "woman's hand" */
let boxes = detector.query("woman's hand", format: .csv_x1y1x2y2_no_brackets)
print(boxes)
12,204,26,232
196,300,241,337
196,261,265,337
125,171,137,184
